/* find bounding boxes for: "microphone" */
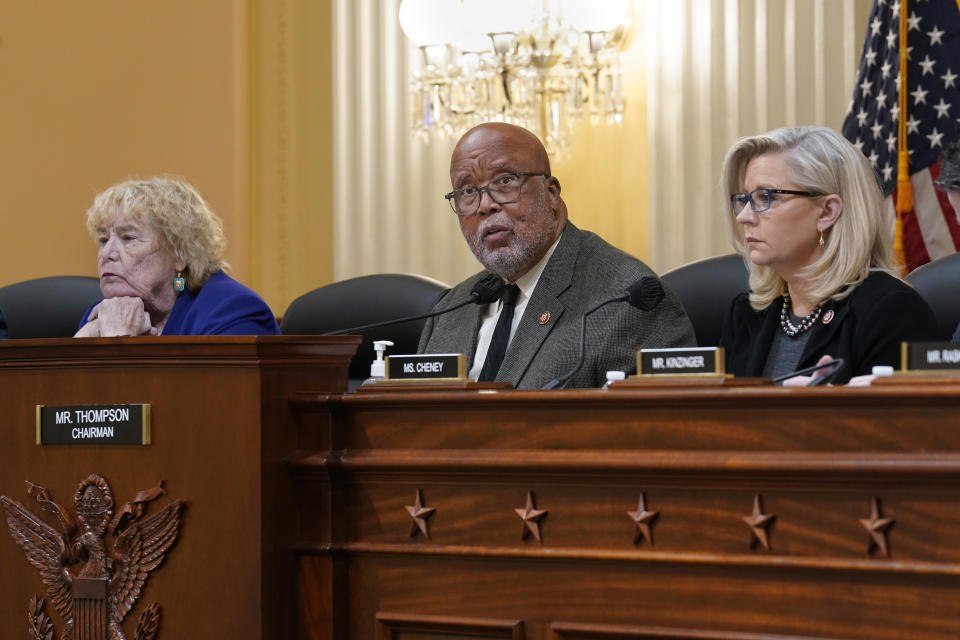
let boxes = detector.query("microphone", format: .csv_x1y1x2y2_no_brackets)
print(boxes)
542,277,665,390
771,358,846,386
467,273,508,305
325,273,505,335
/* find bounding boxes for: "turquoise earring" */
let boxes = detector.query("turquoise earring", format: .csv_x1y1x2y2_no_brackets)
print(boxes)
173,272,186,292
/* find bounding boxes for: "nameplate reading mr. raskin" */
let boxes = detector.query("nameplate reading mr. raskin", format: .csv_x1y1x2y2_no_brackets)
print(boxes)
36,404,151,445
638,347,725,376
386,354,466,381
902,342,960,372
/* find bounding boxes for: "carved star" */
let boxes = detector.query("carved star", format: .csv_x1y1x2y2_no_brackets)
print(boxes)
515,491,547,542
742,494,775,550
627,493,659,545
860,497,895,557
405,489,435,539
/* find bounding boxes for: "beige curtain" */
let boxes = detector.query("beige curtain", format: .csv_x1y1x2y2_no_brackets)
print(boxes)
645,0,872,273
333,0,873,282
333,0,476,286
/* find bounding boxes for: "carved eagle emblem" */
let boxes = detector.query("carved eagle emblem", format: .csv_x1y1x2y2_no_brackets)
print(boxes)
1,474,183,640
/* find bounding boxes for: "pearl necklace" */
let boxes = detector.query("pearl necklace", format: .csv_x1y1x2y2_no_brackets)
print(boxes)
780,292,822,337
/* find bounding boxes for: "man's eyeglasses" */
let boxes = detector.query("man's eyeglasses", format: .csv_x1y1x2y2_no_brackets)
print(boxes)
445,172,549,216
730,188,823,214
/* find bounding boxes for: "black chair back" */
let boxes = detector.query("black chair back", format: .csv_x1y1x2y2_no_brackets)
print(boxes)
905,252,960,341
661,254,750,347
281,273,450,384
0,276,103,339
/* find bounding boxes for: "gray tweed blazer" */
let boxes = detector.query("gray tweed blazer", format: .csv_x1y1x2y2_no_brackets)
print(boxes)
418,223,696,389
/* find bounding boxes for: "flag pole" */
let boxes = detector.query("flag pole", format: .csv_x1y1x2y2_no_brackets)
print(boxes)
895,0,910,275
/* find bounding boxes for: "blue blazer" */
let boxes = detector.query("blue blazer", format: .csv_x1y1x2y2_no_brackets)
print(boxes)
81,271,279,336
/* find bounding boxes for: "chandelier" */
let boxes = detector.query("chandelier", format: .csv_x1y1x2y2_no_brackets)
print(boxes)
398,0,633,155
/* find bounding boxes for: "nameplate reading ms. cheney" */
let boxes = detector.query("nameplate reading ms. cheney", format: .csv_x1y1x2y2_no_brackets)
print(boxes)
386,354,467,381
36,404,151,445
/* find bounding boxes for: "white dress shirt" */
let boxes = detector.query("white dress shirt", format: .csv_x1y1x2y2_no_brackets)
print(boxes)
468,236,561,381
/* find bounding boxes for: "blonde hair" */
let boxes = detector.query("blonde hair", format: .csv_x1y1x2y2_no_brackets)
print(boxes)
720,126,895,310
85,176,228,290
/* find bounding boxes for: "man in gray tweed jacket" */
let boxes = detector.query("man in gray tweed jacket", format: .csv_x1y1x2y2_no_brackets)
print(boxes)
418,123,695,389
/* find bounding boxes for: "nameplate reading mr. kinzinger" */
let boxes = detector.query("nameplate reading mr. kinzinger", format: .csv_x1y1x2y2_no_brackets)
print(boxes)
637,347,725,376
36,404,151,445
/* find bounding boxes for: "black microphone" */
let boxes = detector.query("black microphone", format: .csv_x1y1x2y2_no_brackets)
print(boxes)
468,273,508,305
771,358,846,386
542,277,665,390
325,273,505,335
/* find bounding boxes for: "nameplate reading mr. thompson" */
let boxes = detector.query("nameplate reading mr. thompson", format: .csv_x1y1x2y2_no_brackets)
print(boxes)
36,404,151,445
386,354,466,381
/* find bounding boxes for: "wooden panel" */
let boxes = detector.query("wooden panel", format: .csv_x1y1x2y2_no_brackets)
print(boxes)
299,552,960,639
376,612,523,640
0,336,357,640
290,381,960,639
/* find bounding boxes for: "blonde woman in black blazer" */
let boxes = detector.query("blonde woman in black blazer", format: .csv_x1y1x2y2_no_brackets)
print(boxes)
719,126,935,384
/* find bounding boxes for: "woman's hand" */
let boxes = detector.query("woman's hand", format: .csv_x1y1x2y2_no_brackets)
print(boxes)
73,318,101,337
780,354,877,387
86,297,155,337
781,355,837,387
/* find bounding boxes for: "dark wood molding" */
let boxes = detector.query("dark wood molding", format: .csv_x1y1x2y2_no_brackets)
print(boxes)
295,541,960,576
376,611,523,639
551,621,847,639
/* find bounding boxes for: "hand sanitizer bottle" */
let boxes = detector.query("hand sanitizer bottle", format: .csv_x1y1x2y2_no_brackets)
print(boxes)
363,340,394,385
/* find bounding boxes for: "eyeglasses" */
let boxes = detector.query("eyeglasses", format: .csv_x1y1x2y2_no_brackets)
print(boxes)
444,172,549,216
730,188,823,214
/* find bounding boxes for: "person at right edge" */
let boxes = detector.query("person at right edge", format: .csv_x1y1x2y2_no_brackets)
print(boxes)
418,122,695,389
933,138,960,341
719,126,936,386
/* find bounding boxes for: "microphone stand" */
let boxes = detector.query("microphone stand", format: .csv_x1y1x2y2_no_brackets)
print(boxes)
325,297,477,335
541,295,627,390
325,273,506,336
541,277,664,390
770,358,846,386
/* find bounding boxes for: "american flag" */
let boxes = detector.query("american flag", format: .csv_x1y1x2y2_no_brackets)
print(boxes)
842,0,960,273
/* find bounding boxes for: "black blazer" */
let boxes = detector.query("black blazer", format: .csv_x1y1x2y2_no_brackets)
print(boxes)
720,271,936,383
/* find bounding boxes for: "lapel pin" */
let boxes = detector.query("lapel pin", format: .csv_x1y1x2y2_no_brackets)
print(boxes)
538,311,551,325
822,309,834,324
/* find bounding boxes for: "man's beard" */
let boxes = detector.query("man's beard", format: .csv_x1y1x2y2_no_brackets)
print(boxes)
462,188,559,281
